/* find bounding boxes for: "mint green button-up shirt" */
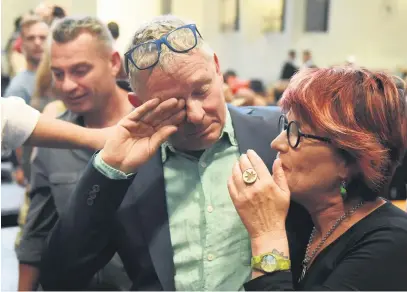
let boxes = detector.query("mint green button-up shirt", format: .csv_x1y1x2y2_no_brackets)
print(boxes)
161,109,251,291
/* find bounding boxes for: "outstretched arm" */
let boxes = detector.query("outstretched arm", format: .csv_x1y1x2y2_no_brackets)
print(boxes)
25,115,111,150
1,96,109,153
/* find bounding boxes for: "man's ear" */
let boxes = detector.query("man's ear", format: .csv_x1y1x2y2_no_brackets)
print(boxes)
128,92,142,108
213,53,222,76
110,51,123,77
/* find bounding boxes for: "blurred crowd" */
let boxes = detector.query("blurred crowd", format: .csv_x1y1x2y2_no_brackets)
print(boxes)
222,49,318,107
223,49,407,108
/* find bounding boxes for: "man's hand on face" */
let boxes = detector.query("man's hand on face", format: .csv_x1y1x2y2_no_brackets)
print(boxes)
101,98,186,174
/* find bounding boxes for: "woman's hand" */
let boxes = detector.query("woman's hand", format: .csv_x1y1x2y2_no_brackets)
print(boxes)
227,149,291,239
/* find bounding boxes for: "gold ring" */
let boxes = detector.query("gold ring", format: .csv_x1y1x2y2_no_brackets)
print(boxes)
242,168,258,184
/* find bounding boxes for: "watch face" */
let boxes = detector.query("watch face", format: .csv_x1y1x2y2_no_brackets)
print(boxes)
261,254,277,273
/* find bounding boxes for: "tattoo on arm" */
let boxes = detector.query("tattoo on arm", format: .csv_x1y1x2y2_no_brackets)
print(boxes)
272,249,289,259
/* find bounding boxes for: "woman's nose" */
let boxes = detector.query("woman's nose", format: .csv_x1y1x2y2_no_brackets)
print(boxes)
271,131,289,153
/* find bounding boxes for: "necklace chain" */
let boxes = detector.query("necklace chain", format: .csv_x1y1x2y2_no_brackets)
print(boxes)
299,200,364,283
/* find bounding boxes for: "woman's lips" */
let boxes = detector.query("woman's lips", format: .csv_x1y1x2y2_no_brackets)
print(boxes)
280,160,289,171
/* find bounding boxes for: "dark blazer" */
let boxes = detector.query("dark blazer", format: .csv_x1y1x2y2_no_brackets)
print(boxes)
40,106,312,291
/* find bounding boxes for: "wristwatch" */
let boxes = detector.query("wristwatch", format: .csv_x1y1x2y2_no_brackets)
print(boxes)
251,250,291,273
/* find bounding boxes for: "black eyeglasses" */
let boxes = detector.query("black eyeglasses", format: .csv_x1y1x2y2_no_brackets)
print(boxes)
278,115,331,148
124,23,203,74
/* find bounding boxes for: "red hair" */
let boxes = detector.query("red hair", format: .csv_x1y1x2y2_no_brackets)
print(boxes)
281,67,407,193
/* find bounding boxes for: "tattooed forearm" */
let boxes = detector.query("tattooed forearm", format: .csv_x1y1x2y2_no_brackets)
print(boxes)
272,249,289,259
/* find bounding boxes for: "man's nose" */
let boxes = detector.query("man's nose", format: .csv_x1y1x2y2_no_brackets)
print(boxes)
186,100,205,124
34,36,43,46
61,77,78,93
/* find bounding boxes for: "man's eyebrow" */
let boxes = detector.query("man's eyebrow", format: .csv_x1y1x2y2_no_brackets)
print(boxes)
51,62,91,71
71,62,92,69
191,77,212,86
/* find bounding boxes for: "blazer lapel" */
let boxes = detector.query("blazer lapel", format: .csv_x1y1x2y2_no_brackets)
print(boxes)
128,151,175,291
229,106,279,172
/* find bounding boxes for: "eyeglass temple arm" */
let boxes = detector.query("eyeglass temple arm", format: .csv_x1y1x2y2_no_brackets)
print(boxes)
301,133,331,142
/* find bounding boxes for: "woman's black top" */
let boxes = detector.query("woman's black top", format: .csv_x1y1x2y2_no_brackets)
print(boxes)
245,201,407,291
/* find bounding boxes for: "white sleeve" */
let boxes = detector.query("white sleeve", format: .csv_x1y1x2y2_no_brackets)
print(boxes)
1,96,40,155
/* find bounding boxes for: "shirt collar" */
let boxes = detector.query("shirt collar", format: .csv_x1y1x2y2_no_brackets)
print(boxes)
161,106,237,163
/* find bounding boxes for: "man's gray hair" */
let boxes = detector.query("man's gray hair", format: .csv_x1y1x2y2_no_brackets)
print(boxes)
127,15,214,90
50,16,114,51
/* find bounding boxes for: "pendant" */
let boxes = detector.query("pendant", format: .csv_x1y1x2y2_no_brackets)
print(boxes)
299,264,307,283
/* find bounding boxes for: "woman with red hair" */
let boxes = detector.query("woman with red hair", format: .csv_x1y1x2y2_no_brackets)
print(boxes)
229,67,407,290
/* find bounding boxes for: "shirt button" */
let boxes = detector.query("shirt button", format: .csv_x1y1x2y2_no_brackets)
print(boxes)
207,254,214,261
207,205,214,213
200,161,207,168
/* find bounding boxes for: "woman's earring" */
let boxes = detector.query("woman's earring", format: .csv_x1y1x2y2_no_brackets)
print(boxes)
340,180,347,200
